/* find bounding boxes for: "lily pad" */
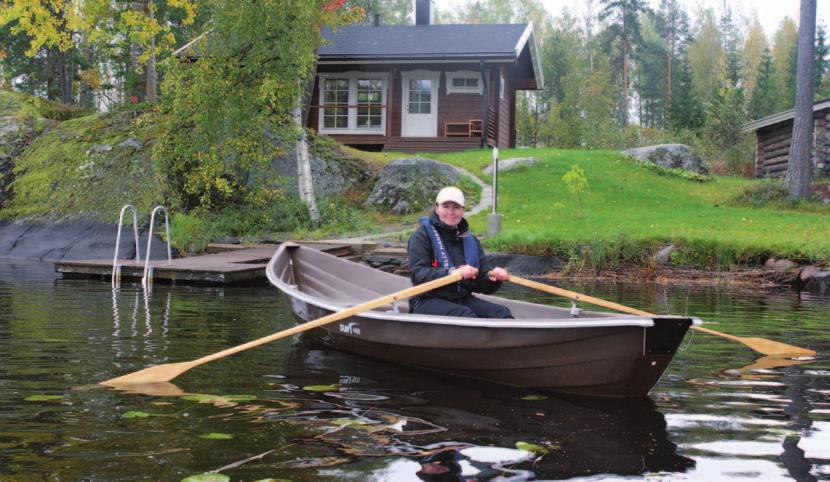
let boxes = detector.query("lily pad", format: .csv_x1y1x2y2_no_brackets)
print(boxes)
182,394,256,404
122,411,152,418
199,433,234,440
302,384,339,392
515,441,549,455
25,395,63,402
520,394,548,400
180,474,230,482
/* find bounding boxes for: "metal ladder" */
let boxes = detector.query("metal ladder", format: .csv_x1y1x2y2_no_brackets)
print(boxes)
141,205,172,289
111,204,172,289
112,205,141,288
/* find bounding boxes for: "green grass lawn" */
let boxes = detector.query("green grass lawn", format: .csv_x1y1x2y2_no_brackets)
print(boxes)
428,148,830,267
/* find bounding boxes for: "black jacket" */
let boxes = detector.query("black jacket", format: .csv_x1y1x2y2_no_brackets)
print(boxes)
407,211,502,302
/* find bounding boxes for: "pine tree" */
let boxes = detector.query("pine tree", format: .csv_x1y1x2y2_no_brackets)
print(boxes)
599,0,646,127
670,56,703,130
748,48,779,119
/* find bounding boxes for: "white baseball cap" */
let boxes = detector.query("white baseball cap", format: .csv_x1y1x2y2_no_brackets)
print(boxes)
435,186,465,207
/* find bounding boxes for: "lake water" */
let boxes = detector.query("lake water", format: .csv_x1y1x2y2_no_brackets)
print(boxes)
1,260,828,481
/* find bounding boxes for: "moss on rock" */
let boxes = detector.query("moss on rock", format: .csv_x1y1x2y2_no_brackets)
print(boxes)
3,108,164,222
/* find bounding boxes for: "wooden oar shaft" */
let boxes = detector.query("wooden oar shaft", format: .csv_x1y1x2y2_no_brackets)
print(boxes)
507,275,652,317
191,271,463,368
507,275,816,357
102,271,463,386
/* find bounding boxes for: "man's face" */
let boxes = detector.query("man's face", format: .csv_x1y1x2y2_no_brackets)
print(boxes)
436,201,464,227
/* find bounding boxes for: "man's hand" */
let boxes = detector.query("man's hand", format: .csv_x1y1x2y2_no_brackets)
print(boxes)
488,267,509,282
452,265,479,280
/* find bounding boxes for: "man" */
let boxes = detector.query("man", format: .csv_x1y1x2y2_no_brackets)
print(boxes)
407,186,513,318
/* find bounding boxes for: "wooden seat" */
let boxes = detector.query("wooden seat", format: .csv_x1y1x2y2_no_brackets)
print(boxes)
469,119,482,137
445,122,471,137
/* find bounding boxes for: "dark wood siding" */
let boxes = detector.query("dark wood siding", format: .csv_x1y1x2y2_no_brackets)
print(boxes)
307,61,527,151
755,109,830,177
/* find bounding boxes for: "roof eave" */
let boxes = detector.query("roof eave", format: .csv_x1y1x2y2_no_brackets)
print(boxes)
742,98,830,133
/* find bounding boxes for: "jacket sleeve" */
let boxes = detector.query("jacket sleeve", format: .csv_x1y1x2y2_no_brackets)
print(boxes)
472,237,502,294
408,226,451,285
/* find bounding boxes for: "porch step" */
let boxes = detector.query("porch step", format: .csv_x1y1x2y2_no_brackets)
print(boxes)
384,137,482,153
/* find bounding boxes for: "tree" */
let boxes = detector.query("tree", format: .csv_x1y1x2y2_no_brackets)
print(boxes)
153,0,359,215
748,47,778,119
344,0,411,24
670,55,704,130
772,17,799,110
599,0,646,127
788,0,817,200
718,2,740,87
815,23,828,89
687,9,724,105
740,17,769,105
654,0,689,124
635,14,667,127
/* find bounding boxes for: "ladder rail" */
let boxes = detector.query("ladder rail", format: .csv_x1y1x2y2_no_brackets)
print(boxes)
141,205,173,288
112,204,141,288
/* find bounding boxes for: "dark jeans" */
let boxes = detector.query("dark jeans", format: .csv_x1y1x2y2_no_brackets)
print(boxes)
410,296,514,319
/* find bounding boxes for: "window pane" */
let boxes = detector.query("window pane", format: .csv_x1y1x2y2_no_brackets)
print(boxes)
422,92,431,102
357,107,368,117
324,116,335,128
409,79,419,90
409,91,419,103
369,115,381,127
419,79,431,91
357,92,368,102
420,102,430,114
466,78,478,87
336,116,348,128
409,101,419,113
452,78,465,87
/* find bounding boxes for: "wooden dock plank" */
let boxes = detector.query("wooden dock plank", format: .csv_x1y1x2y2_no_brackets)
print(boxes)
55,243,352,285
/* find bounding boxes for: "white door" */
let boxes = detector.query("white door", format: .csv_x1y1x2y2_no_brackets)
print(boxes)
401,71,439,137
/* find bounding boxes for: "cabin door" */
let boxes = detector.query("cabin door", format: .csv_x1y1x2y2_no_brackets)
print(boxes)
401,71,439,137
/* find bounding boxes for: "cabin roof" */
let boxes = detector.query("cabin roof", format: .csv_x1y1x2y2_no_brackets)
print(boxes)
742,98,830,133
319,23,543,89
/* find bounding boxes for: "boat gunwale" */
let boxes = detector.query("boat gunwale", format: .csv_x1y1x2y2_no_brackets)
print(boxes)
267,244,701,330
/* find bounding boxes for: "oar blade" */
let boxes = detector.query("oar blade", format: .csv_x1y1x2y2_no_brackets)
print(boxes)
100,361,196,387
739,337,817,357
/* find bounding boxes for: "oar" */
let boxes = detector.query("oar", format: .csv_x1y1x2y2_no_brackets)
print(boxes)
102,271,463,387
507,275,817,357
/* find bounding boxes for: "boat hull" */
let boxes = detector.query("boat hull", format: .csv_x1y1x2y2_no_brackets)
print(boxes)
267,243,694,398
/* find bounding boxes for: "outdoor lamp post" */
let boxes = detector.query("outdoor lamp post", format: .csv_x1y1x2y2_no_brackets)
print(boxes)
487,147,502,237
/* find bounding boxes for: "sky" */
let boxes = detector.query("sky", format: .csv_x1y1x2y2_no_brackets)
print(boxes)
434,0,830,38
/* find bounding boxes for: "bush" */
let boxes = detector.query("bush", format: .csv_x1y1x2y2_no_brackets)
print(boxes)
169,213,214,255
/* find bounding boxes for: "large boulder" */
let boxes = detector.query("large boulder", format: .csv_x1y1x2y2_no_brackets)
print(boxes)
365,158,459,214
483,156,538,175
623,144,709,175
265,130,373,198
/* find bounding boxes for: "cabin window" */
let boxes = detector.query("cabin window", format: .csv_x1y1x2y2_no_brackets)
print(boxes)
408,79,432,114
323,79,349,129
318,72,387,134
357,79,383,128
446,70,483,95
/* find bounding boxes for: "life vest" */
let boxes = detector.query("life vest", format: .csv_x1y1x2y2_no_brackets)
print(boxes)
419,216,480,270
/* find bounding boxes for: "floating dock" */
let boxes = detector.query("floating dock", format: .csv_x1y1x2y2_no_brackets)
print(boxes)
55,242,358,285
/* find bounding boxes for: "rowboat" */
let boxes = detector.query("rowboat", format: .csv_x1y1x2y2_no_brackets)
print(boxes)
266,242,699,398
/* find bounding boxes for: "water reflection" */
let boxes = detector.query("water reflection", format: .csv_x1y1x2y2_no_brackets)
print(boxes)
281,339,696,480
1,262,829,480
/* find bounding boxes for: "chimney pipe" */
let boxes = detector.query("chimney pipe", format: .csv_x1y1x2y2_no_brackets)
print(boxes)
415,0,432,25
374,13,381,26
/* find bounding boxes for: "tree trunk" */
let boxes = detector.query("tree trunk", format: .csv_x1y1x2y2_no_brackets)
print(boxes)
58,50,74,104
621,1,628,127
295,105,321,225
788,0,817,200
145,1,158,102
78,35,94,108
667,27,673,126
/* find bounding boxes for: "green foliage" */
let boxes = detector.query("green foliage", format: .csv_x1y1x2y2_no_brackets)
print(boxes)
729,178,830,213
169,212,213,255
562,164,588,217
24,95,92,121
631,159,713,182
153,1,358,212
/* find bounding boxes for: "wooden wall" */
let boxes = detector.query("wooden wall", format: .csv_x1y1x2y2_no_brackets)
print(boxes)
309,62,520,149
755,110,830,177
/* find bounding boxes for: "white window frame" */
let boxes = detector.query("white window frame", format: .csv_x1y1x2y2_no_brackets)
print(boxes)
318,71,388,135
446,70,483,95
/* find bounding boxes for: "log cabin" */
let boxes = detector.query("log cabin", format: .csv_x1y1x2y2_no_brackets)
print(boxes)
741,98,830,178
311,0,543,152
